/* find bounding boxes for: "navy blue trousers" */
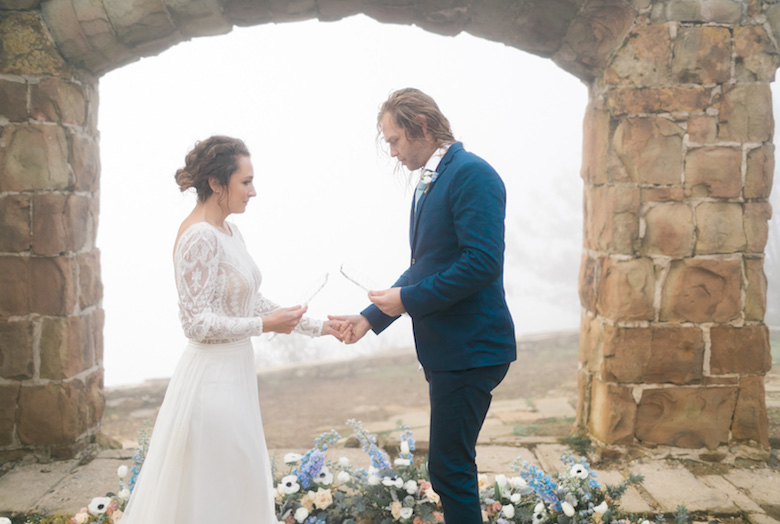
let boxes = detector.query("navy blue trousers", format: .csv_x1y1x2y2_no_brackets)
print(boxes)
425,364,510,524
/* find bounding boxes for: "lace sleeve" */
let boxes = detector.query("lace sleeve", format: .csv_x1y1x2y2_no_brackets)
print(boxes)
175,226,263,341
254,292,323,338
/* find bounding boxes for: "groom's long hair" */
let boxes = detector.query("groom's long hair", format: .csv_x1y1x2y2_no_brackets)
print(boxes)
377,88,456,149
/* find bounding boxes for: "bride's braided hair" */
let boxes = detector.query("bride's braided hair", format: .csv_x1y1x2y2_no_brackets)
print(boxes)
175,136,250,202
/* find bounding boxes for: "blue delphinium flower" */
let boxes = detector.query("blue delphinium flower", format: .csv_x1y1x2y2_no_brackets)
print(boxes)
347,419,392,472
294,448,325,489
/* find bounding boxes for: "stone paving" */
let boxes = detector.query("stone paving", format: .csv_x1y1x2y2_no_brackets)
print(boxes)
1,370,779,524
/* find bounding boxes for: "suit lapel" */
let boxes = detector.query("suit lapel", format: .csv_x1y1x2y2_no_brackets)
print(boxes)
410,143,461,249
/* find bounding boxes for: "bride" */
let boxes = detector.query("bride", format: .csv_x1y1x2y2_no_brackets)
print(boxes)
120,136,348,523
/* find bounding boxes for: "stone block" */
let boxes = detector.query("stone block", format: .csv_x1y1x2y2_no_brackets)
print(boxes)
84,369,104,427
744,258,767,321
30,78,86,125
602,325,704,384
695,202,746,254
596,257,655,321
587,377,636,445
580,106,611,185
77,250,102,309
710,325,771,375
732,376,769,447
579,254,598,312
553,0,635,81
745,144,774,200
576,369,592,428
607,86,713,115
103,0,176,47
30,255,76,316
660,258,741,323
664,0,743,24
671,26,731,85
17,381,88,446
0,384,19,447
0,193,31,252
614,117,684,185
640,187,685,202
32,193,98,256
0,255,29,316
70,132,100,193
744,202,772,253
685,146,742,198
163,0,231,37
39,315,92,380
0,11,71,76
89,307,104,363
635,386,737,448
0,124,71,192
686,115,717,144
719,84,773,143
0,319,34,380
0,79,27,122
583,185,640,254
641,202,694,257
734,25,779,83
578,313,602,373
605,24,671,86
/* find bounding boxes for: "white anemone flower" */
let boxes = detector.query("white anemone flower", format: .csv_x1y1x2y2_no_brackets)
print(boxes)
339,456,350,467
368,474,381,485
510,493,522,503
510,476,527,489
533,502,547,524
294,507,309,523
570,463,588,479
278,474,300,494
337,471,351,483
394,458,411,467
116,465,129,480
404,479,418,494
284,452,303,464
561,501,576,517
88,497,112,514
503,504,516,519
400,507,414,519
314,465,333,485
400,439,411,455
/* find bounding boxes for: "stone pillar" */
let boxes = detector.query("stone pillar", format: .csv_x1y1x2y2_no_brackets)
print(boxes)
577,5,776,450
0,10,104,462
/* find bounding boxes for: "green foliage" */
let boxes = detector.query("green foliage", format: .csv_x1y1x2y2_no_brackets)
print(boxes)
558,434,593,455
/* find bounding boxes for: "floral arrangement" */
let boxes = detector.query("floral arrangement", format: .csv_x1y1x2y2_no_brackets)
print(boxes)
30,419,690,524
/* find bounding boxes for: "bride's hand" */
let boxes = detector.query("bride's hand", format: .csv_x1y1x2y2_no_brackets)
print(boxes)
321,319,350,342
263,305,307,334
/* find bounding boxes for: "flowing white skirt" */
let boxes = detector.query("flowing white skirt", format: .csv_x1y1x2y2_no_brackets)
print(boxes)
120,339,277,524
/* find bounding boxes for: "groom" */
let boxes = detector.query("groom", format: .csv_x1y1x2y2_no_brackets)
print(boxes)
332,88,516,523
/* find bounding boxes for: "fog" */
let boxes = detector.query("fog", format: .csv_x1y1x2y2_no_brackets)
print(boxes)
98,14,777,386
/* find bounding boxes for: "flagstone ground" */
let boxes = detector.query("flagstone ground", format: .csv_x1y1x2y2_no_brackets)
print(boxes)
1,330,778,522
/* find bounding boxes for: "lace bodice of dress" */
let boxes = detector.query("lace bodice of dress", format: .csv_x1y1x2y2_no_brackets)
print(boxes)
174,222,323,343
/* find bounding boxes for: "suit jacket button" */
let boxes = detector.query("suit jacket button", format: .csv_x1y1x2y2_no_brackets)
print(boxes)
411,258,416,265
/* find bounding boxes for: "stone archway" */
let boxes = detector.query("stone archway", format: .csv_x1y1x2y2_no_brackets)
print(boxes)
0,0,776,461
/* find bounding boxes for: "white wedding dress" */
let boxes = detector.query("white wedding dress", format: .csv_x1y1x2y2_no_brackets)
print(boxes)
121,222,323,524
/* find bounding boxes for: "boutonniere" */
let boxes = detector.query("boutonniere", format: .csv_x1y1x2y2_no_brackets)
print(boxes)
421,169,439,193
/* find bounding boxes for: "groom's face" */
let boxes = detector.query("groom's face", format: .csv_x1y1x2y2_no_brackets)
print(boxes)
380,112,431,171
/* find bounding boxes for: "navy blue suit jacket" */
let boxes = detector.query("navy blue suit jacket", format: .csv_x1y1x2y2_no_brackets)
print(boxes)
362,143,516,371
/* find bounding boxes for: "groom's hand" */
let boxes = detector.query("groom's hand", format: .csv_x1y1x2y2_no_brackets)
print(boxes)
328,314,371,344
369,288,406,317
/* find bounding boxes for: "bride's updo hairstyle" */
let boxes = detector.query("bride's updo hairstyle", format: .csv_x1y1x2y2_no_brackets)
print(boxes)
175,136,250,202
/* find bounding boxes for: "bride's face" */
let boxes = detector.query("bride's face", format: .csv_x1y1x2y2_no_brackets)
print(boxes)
223,155,256,214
